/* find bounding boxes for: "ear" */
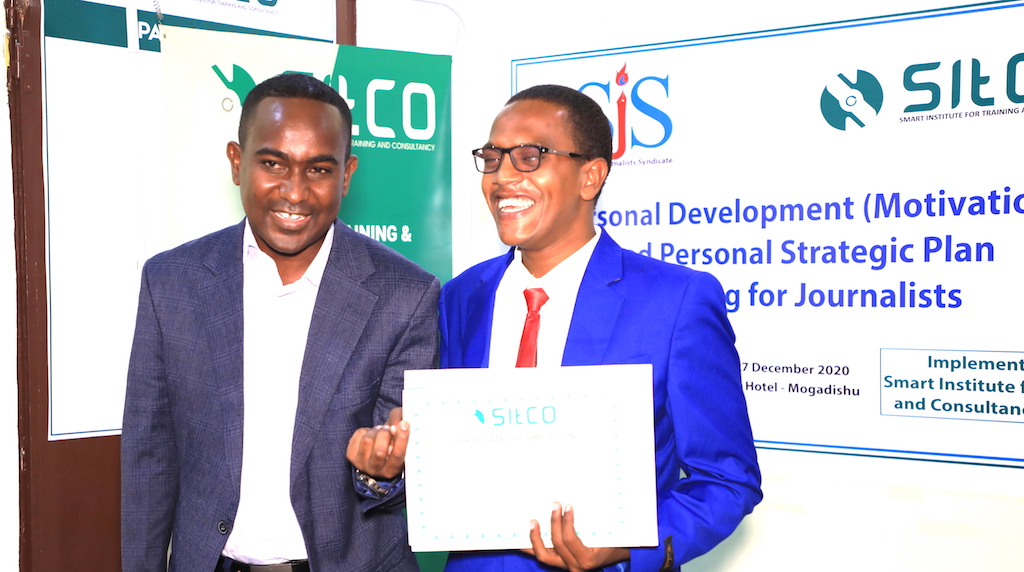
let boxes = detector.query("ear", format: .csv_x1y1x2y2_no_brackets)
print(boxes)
341,154,359,198
578,158,609,202
226,141,242,186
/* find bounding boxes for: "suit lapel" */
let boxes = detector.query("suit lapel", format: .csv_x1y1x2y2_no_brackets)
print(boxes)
563,232,625,366
462,249,513,368
291,222,378,475
198,222,247,491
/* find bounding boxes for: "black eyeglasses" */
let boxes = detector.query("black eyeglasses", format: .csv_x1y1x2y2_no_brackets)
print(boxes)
471,145,587,173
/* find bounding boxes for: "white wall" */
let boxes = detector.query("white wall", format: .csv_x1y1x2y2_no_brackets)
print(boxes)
358,1,1024,570
3,7,21,564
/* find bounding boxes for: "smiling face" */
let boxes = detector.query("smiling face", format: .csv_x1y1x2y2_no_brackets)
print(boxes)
482,99,608,277
228,96,358,282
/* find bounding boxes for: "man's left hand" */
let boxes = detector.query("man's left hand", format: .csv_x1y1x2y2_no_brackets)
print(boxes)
525,502,630,571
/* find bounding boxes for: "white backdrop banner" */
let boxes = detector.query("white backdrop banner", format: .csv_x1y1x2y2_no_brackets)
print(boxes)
513,2,1024,467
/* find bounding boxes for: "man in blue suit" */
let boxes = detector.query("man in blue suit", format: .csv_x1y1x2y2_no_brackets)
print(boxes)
121,74,438,572
439,85,762,571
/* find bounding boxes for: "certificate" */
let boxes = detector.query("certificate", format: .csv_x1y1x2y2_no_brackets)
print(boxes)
403,364,657,552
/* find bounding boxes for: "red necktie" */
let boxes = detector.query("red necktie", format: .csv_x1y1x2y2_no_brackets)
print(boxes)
516,288,549,367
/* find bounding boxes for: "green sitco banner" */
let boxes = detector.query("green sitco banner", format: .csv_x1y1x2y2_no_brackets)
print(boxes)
326,46,453,282
163,27,453,281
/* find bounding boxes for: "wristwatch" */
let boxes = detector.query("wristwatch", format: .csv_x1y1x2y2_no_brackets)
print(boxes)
354,469,392,496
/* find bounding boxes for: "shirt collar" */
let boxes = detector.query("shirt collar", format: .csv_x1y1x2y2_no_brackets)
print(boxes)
243,219,335,288
509,226,602,288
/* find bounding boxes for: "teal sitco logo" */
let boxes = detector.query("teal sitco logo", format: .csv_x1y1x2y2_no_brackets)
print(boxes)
473,406,557,425
820,70,884,130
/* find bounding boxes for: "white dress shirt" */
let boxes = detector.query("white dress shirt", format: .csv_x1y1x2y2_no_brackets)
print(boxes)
222,221,334,564
488,228,602,368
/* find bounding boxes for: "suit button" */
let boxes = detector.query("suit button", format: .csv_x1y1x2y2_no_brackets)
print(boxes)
218,520,230,534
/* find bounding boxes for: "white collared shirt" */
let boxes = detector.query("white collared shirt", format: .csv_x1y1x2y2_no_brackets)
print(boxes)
222,221,334,564
488,228,602,368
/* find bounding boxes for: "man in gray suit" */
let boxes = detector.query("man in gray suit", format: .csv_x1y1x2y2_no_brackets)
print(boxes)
121,73,438,572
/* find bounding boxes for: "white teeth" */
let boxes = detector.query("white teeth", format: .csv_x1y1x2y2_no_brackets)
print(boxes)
498,197,534,213
275,212,306,221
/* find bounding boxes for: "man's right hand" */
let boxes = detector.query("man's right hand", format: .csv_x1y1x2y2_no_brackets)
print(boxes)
346,407,409,479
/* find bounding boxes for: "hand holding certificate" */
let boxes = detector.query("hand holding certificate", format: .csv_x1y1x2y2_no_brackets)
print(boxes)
403,364,657,553
525,501,632,571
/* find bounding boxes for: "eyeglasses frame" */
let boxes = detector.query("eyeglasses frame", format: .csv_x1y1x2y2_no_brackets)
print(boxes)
471,144,588,173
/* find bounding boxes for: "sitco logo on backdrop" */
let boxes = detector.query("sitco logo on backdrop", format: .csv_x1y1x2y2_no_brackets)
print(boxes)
901,53,1024,116
820,70,884,130
822,51,1024,130
213,53,438,144
580,63,673,160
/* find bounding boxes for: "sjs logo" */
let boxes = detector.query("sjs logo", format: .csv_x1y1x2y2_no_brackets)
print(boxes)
820,70,884,130
580,64,673,159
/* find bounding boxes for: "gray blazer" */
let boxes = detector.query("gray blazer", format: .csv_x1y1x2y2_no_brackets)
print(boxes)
122,220,438,572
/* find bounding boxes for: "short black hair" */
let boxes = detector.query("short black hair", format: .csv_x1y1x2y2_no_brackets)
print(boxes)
238,73,352,154
507,84,612,191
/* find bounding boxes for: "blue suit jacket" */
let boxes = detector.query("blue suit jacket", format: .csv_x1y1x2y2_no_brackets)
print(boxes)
121,220,439,572
439,231,761,572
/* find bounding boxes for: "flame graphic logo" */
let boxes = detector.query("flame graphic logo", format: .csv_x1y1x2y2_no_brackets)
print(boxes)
613,64,629,159
579,62,673,160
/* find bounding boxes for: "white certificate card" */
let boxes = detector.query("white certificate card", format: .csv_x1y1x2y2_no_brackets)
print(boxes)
403,364,657,552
